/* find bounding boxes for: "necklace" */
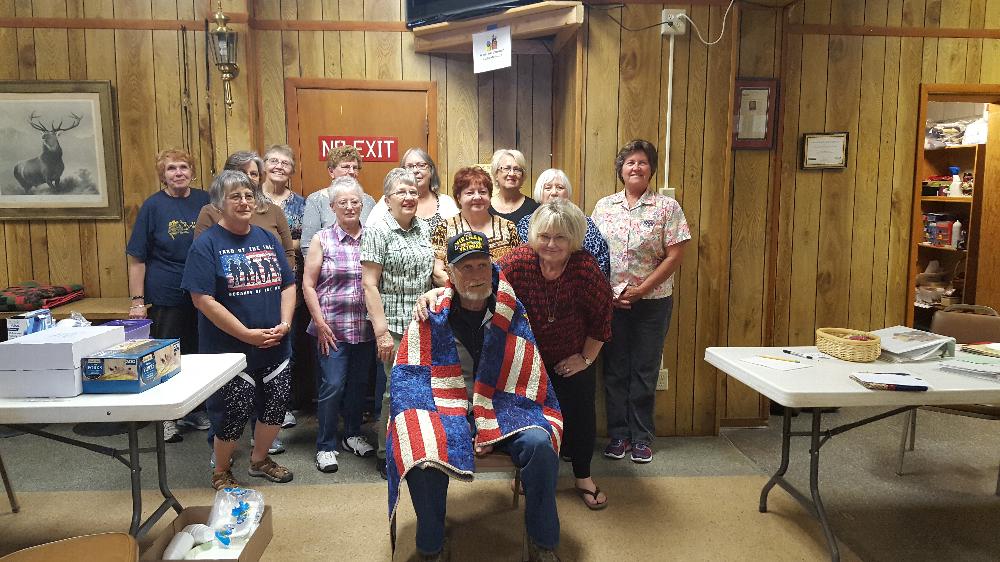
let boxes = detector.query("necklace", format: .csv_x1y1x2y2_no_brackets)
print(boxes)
543,272,563,323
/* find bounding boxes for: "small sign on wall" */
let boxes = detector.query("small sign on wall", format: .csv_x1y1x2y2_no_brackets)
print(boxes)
318,136,399,162
472,25,511,74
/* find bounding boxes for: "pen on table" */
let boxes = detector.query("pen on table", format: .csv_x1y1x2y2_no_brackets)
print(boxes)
783,349,824,360
760,355,800,363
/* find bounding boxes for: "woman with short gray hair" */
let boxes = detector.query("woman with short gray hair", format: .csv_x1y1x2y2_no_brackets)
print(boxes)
516,168,610,277
366,147,458,231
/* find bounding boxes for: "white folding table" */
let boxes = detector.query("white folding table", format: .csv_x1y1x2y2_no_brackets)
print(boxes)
0,353,246,537
705,346,1000,562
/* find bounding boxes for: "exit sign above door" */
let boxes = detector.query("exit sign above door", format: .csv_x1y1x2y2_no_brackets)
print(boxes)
318,136,399,162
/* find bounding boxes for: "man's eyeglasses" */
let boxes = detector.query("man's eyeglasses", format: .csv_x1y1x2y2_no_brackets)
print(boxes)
267,157,293,168
405,162,430,171
498,165,524,176
227,193,256,203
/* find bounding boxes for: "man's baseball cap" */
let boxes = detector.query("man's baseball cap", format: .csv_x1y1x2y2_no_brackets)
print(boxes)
447,231,491,264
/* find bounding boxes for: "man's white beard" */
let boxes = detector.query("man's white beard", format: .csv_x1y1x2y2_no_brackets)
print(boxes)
457,286,492,302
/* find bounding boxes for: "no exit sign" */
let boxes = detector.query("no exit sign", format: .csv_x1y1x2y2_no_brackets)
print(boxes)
318,136,399,162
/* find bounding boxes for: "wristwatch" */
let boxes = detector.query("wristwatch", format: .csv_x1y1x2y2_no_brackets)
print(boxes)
278,321,291,331
580,353,592,366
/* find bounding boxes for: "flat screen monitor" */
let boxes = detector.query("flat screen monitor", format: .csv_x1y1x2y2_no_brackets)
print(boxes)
405,0,542,29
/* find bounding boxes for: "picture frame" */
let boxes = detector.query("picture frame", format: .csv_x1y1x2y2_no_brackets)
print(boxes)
801,132,849,170
732,78,778,149
0,80,122,220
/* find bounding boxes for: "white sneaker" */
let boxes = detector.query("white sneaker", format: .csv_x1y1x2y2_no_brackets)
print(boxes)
315,451,339,473
282,411,296,428
343,435,375,458
250,437,286,455
177,411,211,430
163,420,182,443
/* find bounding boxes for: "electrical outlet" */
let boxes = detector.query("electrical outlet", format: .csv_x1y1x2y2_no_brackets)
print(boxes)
661,8,687,36
656,368,669,391
659,187,676,199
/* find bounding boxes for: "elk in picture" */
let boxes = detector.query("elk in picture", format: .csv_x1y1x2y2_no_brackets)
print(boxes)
13,111,83,193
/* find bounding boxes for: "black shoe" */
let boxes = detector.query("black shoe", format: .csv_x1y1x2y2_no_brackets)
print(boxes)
377,458,387,480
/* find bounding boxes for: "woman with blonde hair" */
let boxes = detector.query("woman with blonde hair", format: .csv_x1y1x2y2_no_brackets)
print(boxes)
489,148,538,224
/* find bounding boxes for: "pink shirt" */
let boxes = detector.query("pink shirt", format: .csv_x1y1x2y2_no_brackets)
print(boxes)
591,189,691,299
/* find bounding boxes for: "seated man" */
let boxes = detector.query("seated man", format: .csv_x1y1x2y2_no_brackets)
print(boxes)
386,232,563,562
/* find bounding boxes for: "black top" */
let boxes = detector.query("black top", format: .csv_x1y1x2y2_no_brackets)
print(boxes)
447,295,495,375
490,196,539,225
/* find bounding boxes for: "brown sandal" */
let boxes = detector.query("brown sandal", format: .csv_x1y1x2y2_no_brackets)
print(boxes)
575,486,608,510
248,456,293,483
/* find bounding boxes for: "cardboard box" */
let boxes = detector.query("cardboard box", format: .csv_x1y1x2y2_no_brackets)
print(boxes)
6,308,54,339
141,506,272,562
0,325,124,370
0,367,81,398
82,338,181,394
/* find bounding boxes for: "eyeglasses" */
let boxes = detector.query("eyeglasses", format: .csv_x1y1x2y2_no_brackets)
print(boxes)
227,192,256,203
334,199,362,208
336,163,361,171
498,165,525,176
404,162,430,171
391,189,419,199
624,160,650,168
266,157,294,168
543,183,566,190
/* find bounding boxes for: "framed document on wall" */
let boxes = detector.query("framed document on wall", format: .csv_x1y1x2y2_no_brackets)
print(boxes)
732,78,778,149
801,132,849,169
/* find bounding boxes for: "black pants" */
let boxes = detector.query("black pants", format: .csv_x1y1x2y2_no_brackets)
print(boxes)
549,361,596,479
148,303,199,354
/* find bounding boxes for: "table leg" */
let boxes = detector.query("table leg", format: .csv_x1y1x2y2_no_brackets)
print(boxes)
127,422,143,536
760,407,793,513
135,419,183,538
808,409,839,561
0,450,19,513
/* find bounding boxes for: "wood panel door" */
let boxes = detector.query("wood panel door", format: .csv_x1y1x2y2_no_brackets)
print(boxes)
285,79,437,201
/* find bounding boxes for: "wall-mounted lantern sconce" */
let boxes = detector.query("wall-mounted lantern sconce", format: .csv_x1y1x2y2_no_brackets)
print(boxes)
210,1,238,110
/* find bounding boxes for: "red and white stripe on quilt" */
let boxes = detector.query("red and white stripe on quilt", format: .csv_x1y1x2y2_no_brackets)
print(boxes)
391,409,449,472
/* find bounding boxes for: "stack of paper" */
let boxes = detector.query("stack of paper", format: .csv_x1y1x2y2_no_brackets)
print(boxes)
940,350,1000,381
870,325,955,362
961,343,1000,358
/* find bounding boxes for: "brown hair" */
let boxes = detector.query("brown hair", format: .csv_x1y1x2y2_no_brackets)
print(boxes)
452,166,493,198
155,148,196,184
325,145,363,170
614,139,658,184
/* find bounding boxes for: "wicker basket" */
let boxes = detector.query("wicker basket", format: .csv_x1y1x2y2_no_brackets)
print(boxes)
815,328,881,362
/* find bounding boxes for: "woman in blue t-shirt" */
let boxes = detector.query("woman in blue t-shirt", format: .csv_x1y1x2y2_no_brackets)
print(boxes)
126,148,211,443
181,170,297,491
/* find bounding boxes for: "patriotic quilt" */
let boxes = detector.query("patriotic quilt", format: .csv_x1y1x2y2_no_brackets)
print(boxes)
386,264,563,520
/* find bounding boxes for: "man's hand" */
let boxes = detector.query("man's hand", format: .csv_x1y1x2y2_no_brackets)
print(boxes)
475,442,494,457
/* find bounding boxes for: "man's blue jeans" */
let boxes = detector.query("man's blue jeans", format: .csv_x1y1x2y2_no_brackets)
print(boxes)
405,428,560,555
316,340,374,452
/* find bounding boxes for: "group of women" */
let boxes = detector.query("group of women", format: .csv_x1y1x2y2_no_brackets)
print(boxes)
125,140,690,501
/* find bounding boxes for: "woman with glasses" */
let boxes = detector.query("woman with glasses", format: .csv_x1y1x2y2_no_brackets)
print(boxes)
361,168,439,479
301,145,377,257
365,147,458,233
182,170,296,490
516,168,610,278
591,139,690,465
430,167,521,282
260,145,307,256
302,176,377,474
489,148,538,224
127,148,211,444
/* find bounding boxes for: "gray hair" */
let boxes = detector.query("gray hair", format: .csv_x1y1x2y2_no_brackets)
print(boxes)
209,169,254,210
224,150,268,214
490,148,527,178
263,144,296,172
532,168,572,201
327,175,365,203
382,168,417,197
527,199,586,253
399,147,441,193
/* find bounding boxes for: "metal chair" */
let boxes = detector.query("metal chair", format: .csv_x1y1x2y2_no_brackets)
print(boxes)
897,305,1000,495
0,449,18,513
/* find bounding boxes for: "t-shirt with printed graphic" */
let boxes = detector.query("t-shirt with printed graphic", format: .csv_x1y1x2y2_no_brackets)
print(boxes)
126,188,211,307
181,224,295,371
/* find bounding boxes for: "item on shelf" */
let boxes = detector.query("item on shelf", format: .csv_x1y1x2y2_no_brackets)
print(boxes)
962,116,988,144
925,117,976,146
6,308,54,339
947,166,964,197
935,220,954,246
950,219,962,249
869,325,956,362
961,171,974,195
815,327,882,362
81,338,181,394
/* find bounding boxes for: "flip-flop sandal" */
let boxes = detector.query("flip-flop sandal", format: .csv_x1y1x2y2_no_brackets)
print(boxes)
575,486,608,510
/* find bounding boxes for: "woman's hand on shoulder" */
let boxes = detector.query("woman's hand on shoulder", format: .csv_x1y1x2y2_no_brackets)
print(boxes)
412,287,447,322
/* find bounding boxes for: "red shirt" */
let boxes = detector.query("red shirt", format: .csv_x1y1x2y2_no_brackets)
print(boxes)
499,245,612,365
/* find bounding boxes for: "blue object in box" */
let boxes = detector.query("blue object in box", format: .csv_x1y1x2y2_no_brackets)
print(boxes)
102,319,152,340
82,338,181,393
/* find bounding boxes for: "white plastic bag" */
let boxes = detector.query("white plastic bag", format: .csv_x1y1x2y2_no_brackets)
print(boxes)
206,487,265,548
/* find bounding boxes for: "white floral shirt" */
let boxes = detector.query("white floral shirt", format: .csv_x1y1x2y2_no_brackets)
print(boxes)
591,189,691,299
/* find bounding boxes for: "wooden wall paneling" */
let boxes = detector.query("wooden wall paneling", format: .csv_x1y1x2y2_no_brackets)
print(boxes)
935,0,969,83
674,4,710,435
255,6,285,147
429,55,448,187
223,21,253,158
11,0,38,285
363,0,401,81
86,0,126,297
980,0,1000,82
339,0,365,78
786,0,830,344
697,3,736,435
724,6,774,420
616,5,662,181
297,0,324,78
17,1,48,284
848,0,889,331
477,71,495,164
516,55,534,183
530,54,552,193
920,0,939,81
976,103,1000,309
493,60,517,151
400,26,429,81
550,36,570,189
152,14,183,151
444,56,477,188
192,21,225,179
278,0,300,146
771,2,804,346
963,0,986,81
69,0,97,296
321,0,343,78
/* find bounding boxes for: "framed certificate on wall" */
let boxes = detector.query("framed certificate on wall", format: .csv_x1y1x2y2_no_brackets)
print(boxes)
732,78,778,150
801,132,849,169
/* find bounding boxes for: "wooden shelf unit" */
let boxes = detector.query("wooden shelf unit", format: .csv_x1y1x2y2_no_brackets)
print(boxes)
411,1,584,54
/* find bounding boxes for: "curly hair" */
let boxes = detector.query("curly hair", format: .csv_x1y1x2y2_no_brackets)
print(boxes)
155,148,196,184
325,145,362,170
452,166,494,199
614,139,658,184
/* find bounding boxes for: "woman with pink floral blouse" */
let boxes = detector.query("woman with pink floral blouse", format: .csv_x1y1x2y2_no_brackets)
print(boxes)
590,139,691,464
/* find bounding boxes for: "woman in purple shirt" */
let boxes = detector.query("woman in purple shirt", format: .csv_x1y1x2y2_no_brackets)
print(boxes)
302,176,376,474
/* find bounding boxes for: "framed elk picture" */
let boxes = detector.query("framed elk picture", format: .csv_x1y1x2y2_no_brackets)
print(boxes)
0,80,121,219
